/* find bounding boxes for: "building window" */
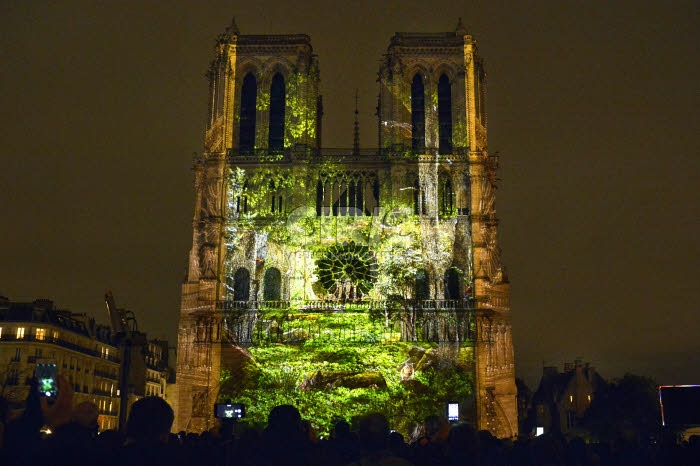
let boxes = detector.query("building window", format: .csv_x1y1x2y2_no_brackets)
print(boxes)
239,73,257,155
569,395,573,403
13,348,21,362
16,327,25,339
0,327,3,339
444,268,461,300
52,331,58,340
411,74,425,153
439,177,454,216
413,178,426,215
437,74,452,154
35,328,46,341
268,73,285,153
7,369,19,385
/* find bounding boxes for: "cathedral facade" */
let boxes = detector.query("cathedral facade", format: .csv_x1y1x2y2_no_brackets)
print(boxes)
175,19,517,438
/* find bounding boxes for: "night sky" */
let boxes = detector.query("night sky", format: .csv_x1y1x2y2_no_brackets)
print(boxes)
1,1,697,389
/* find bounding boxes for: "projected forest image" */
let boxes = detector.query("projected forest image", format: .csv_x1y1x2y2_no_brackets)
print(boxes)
216,165,475,435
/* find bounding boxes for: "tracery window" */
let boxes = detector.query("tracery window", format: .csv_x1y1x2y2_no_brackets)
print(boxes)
316,172,378,216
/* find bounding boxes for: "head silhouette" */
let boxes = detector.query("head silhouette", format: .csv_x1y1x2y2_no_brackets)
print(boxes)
125,396,174,443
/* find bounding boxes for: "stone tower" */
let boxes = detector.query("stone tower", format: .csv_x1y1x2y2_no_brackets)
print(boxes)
376,19,516,437
175,19,516,438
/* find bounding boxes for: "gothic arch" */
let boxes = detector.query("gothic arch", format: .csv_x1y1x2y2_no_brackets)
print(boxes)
404,63,430,84
261,57,293,79
437,73,453,154
236,59,263,78
431,64,458,85
238,73,257,155
268,73,285,153
411,73,426,154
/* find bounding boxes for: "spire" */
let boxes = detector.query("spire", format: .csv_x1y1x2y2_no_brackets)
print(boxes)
227,16,240,35
218,17,239,44
455,17,468,36
353,89,360,155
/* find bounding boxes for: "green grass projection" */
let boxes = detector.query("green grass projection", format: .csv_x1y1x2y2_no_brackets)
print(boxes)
219,310,474,436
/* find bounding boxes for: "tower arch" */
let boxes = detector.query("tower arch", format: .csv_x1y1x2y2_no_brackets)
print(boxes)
239,73,257,155
438,73,453,154
411,73,426,154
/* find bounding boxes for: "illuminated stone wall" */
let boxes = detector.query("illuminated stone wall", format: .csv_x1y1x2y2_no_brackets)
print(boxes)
175,20,517,438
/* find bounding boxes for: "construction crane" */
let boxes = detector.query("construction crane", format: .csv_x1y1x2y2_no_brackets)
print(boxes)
105,291,138,336
104,291,144,430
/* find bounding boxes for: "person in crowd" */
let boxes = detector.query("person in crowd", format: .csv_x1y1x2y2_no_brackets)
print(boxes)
256,404,315,465
106,396,185,466
352,412,412,466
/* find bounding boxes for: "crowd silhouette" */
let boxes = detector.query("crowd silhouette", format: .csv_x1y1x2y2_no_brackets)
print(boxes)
0,377,698,466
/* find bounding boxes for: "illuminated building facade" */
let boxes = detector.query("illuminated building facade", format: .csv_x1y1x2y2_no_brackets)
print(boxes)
175,19,517,437
0,297,172,431
0,298,121,430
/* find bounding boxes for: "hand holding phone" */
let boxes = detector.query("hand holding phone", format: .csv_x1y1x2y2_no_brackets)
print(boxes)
40,375,73,429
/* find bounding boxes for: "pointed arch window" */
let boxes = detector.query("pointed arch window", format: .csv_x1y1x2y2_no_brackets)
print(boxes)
438,74,452,154
411,74,425,153
268,73,285,154
239,73,257,155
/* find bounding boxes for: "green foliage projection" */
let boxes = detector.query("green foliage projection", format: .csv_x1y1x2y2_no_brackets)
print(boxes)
219,310,474,436
285,73,317,146
221,154,472,437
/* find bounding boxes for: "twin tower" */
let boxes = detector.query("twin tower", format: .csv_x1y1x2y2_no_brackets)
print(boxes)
175,19,517,437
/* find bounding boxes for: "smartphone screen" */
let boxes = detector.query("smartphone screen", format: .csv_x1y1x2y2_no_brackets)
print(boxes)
447,402,459,422
214,403,245,419
36,363,58,398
